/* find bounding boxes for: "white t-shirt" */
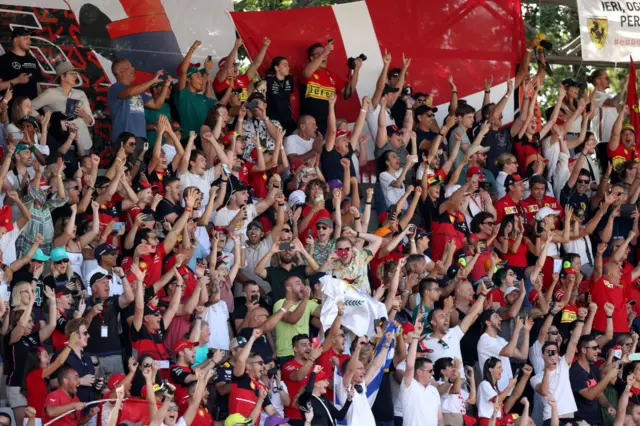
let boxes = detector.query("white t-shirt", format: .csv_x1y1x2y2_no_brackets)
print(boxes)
477,333,513,394
366,104,395,141
202,301,230,350
259,379,289,425
284,134,314,156
379,170,408,210
336,380,375,426
529,340,544,375
437,379,470,415
214,203,258,238
477,380,500,419
162,418,186,426
422,326,465,376
0,223,21,265
530,356,577,420
592,90,618,143
241,236,273,295
179,167,217,206
400,378,441,426
391,359,406,417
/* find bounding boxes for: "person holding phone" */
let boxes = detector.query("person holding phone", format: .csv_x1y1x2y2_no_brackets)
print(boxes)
0,28,43,100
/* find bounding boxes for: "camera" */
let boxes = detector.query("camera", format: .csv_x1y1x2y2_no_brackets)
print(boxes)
347,54,367,70
477,181,492,192
403,86,412,97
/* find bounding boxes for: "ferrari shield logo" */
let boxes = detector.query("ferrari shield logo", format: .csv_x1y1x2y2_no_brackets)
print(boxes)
588,17,608,49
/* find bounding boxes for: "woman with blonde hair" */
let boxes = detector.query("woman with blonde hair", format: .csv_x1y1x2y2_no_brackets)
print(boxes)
42,246,84,299
495,153,519,199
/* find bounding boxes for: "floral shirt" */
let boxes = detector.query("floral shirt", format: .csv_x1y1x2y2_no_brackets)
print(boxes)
328,248,374,295
242,118,282,161
16,183,68,257
309,239,336,267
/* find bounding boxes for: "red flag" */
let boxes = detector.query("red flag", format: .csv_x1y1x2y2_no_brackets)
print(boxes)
627,56,640,146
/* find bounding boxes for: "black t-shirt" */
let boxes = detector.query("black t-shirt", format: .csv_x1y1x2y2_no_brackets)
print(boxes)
45,133,79,178
481,127,512,177
213,361,234,418
320,145,356,183
370,365,396,421
0,51,43,100
147,165,175,196
570,362,601,424
419,196,440,233
265,75,295,134
4,331,40,386
43,273,84,298
170,363,193,389
238,327,272,363
560,183,590,218
85,295,123,355
156,198,184,223
457,308,482,366
265,265,308,302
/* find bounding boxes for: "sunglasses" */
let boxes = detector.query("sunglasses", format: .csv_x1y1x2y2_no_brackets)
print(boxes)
142,363,153,369
438,339,449,350
316,226,329,231
483,221,495,226
78,331,89,336
426,113,434,117
577,179,590,184
548,330,559,335
54,259,69,265
545,350,557,356
586,345,600,350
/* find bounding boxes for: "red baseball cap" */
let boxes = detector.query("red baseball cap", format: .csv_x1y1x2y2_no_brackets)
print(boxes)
466,167,483,178
173,338,197,356
108,373,126,390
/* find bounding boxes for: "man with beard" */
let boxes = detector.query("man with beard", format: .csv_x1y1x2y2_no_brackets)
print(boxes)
308,217,340,267
6,144,35,217
0,27,43,99
43,367,97,426
273,276,321,364
477,311,532,396
170,338,199,394
281,334,324,425
213,337,246,425
422,282,488,374
230,329,277,420
455,135,496,197
255,238,318,303
495,174,527,223
591,69,623,144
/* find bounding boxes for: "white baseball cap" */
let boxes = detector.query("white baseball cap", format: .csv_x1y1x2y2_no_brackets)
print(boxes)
535,206,561,221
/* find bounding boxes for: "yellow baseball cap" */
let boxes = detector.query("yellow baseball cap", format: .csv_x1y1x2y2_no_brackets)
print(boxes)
224,414,252,426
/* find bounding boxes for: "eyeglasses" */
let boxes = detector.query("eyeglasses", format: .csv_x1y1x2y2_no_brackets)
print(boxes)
79,331,89,336
438,339,449,350
577,179,590,184
54,259,69,265
482,221,495,226
585,345,600,350
316,226,329,231
250,360,265,365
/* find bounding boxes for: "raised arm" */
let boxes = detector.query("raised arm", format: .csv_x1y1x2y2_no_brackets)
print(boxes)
246,38,270,81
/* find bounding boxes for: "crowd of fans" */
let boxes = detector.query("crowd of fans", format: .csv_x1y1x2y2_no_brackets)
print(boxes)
0,24,638,426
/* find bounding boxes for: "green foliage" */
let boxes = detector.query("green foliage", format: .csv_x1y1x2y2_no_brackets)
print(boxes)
523,3,628,111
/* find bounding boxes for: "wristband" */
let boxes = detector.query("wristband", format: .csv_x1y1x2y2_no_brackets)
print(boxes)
576,319,585,323
484,90,491,94
1,99,7,104
451,90,458,94
438,132,445,137
526,48,533,52
607,315,613,318
360,109,367,113
480,293,488,298
354,216,361,221
115,157,122,163
279,203,285,206
194,315,202,320
356,231,360,239
406,108,413,111
365,202,372,205
185,207,192,212
280,307,287,314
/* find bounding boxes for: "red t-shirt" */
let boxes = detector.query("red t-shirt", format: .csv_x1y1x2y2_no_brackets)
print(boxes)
300,204,331,239
140,243,168,288
494,196,525,224
282,359,311,420
26,368,47,418
213,74,251,102
501,237,528,268
300,69,345,102
520,195,563,224
513,137,541,176
43,389,81,426
608,143,637,170
487,288,506,308
590,273,630,333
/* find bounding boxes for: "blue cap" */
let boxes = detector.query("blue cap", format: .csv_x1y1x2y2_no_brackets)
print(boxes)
32,249,50,262
50,247,69,262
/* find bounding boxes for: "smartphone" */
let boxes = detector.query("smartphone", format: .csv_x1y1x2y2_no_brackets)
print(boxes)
307,230,312,238
279,242,294,251
222,163,231,175
147,243,156,254
328,38,334,44
244,100,259,109
312,337,321,349
10,132,23,140
143,142,149,151
206,55,212,62
9,82,13,89
620,203,636,218
613,345,623,361
113,222,125,231
553,258,562,274
95,296,102,304
478,239,488,253
250,294,259,303
315,194,324,202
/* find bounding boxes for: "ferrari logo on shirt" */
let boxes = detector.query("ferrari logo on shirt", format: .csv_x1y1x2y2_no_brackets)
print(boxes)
313,74,319,80
305,82,336,100
250,381,256,390
527,205,539,212
604,280,613,288
505,206,518,215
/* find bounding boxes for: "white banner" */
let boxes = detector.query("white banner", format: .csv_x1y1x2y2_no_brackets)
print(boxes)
578,0,640,62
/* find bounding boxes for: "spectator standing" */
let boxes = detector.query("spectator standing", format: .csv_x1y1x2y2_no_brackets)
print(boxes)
0,28,43,100
265,56,296,135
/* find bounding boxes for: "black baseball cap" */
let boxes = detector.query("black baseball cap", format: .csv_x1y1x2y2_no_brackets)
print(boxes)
90,272,112,286
562,78,585,88
504,174,525,189
11,28,31,39
247,92,266,102
95,176,111,189
95,243,117,261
